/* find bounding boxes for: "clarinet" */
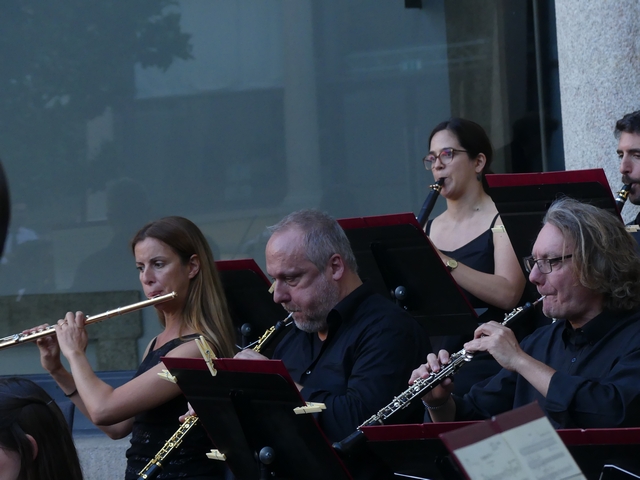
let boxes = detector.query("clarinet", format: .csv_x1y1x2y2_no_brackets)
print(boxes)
332,296,545,455
615,184,631,213
241,312,293,352
417,178,445,230
137,314,294,480
137,415,200,479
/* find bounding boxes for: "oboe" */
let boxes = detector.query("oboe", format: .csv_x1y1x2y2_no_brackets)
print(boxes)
333,296,545,454
417,178,445,230
241,312,293,352
137,314,293,480
615,184,631,213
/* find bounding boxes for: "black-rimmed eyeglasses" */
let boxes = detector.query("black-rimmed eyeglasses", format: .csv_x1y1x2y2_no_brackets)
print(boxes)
523,254,573,274
422,148,467,170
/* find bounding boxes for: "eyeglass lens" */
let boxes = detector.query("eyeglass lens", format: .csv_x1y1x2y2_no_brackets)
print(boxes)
524,255,572,274
424,148,454,169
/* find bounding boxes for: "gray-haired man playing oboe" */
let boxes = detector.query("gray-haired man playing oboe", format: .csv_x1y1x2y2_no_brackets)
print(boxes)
413,197,640,428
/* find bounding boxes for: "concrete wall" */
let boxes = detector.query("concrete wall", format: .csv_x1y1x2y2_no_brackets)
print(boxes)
76,435,129,480
555,0,640,223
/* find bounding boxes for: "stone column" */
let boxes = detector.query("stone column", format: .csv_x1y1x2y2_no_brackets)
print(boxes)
555,1,640,222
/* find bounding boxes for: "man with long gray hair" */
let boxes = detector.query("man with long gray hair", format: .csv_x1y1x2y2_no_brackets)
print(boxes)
413,197,640,428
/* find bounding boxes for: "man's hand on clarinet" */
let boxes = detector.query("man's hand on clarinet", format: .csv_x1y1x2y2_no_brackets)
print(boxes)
409,350,455,407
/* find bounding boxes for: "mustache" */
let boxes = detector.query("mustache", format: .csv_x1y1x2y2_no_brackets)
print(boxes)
621,175,640,185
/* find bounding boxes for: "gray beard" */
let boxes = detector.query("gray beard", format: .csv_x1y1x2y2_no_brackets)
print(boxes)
294,317,328,334
292,275,340,334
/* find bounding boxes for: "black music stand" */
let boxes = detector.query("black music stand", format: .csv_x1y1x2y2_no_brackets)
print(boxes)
359,422,640,480
216,259,287,351
162,357,353,480
558,428,640,480
338,213,478,336
600,465,640,479
361,422,469,480
486,168,620,269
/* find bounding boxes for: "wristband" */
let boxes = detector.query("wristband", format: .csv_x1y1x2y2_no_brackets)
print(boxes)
64,389,78,398
422,397,449,410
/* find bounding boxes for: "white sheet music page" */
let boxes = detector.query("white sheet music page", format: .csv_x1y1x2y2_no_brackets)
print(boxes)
442,403,588,480
453,434,530,480
501,417,586,480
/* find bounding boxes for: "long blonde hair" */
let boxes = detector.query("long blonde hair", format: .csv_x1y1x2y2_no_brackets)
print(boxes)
131,216,236,357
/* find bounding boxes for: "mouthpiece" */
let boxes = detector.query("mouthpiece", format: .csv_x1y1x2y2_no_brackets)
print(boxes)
615,184,631,213
241,312,295,352
533,295,546,305
429,177,445,192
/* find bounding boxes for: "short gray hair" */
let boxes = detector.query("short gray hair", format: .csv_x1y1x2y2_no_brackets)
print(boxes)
268,209,358,273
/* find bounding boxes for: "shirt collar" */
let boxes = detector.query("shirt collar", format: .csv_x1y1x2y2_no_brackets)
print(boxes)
561,309,627,346
326,282,374,329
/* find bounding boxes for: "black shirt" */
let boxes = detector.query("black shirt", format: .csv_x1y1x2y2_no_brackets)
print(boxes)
454,308,640,428
273,282,431,442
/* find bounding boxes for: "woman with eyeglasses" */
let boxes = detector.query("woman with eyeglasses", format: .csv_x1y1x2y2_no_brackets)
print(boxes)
422,117,527,395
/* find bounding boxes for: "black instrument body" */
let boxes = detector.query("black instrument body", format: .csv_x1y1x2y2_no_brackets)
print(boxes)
417,178,445,229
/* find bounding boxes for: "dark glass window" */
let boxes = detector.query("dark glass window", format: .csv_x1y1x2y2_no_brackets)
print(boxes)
0,0,560,374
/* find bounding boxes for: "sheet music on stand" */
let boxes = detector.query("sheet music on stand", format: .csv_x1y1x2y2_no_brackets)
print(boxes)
338,213,478,336
439,402,585,480
360,419,640,480
162,356,353,480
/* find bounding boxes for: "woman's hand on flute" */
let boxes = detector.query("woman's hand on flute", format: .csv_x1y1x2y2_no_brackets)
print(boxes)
23,323,64,374
55,311,89,359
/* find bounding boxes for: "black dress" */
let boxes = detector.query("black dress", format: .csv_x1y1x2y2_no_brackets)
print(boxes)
426,214,505,395
124,335,227,479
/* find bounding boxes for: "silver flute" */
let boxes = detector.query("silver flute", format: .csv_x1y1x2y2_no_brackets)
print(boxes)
0,292,177,350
